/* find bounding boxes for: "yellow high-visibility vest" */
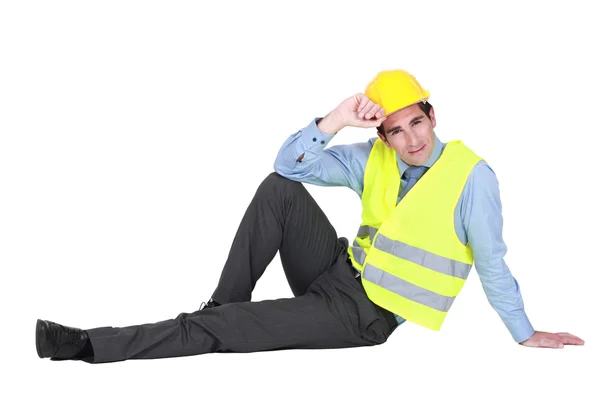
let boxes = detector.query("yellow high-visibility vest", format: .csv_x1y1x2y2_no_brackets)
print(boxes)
348,138,483,330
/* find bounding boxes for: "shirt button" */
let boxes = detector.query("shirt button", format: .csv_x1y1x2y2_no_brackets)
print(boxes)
321,140,325,144
312,138,317,142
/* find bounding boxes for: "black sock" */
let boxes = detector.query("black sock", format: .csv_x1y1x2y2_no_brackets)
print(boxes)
75,337,94,359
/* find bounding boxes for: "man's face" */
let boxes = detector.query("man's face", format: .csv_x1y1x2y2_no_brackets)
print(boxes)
378,103,436,166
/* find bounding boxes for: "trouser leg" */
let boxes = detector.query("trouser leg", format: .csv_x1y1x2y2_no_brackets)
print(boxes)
211,172,344,303
85,254,398,364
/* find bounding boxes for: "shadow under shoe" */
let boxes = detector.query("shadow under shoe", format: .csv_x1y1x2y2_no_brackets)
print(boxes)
36,319,92,361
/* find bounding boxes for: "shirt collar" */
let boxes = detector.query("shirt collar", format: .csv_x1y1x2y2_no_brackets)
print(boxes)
396,132,444,175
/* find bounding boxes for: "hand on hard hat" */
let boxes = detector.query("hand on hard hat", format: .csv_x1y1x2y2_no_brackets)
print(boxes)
318,93,386,135
356,94,386,121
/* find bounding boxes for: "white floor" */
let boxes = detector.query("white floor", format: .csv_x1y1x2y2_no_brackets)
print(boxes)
3,1,598,398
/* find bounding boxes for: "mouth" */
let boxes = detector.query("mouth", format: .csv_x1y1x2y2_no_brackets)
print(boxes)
408,144,425,154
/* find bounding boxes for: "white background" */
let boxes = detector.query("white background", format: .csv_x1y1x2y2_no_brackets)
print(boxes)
1,1,599,399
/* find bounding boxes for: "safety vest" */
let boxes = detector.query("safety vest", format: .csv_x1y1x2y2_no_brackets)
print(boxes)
347,139,483,330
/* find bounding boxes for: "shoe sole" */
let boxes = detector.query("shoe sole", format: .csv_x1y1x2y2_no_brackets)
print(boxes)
35,319,43,358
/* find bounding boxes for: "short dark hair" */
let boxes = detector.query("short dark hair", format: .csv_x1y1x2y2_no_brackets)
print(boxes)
377,101,433,136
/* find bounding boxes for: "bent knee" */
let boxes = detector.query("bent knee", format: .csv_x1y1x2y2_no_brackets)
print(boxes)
251,172,305,203
259,172,302,193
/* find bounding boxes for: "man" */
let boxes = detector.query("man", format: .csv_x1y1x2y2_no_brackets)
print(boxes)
36,69,584,363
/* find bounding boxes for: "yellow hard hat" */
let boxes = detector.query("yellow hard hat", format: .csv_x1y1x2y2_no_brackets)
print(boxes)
365,69,430,116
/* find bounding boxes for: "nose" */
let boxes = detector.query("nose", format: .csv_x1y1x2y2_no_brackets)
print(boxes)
406,130,419,147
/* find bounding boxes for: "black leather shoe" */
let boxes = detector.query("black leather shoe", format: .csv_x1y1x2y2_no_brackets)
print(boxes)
36,319,90,360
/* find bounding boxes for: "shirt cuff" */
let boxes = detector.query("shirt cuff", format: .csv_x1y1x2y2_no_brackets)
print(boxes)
299,118,336,150
505,313,535,343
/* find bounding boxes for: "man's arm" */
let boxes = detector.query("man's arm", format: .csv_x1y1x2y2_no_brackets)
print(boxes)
273,118,371,194
273,94,387,194
462,162,534,342
463,162,584,348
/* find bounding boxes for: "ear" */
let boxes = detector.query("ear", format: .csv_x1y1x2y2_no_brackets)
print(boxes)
429,106,437,129
377,132,391,147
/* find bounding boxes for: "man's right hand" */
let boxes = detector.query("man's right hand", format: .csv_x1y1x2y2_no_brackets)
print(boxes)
317,93,387,135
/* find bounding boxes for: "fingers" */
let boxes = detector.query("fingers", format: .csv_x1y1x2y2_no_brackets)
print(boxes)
360,103,384,119
356,95,370,116
556,332,585,345
540,337,564,349
356,96,385,120
520,331,584,349
361,116,387,128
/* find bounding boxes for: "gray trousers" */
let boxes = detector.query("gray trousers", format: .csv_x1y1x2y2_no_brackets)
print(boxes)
85,173,398,363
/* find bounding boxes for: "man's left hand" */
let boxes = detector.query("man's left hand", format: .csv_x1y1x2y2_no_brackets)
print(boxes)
519,331,585,348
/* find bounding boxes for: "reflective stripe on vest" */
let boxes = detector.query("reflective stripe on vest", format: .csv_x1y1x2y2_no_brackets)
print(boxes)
363,263,455,312
374,234,472,279
351,225,378,267
357,225,378,239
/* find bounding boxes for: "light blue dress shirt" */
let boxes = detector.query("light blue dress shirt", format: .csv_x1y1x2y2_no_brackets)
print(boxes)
273,118,535,343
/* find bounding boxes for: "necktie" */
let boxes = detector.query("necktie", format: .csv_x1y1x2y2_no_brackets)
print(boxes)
399,165,428,201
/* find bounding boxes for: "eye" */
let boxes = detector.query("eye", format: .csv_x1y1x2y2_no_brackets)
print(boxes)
413,120,421,126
